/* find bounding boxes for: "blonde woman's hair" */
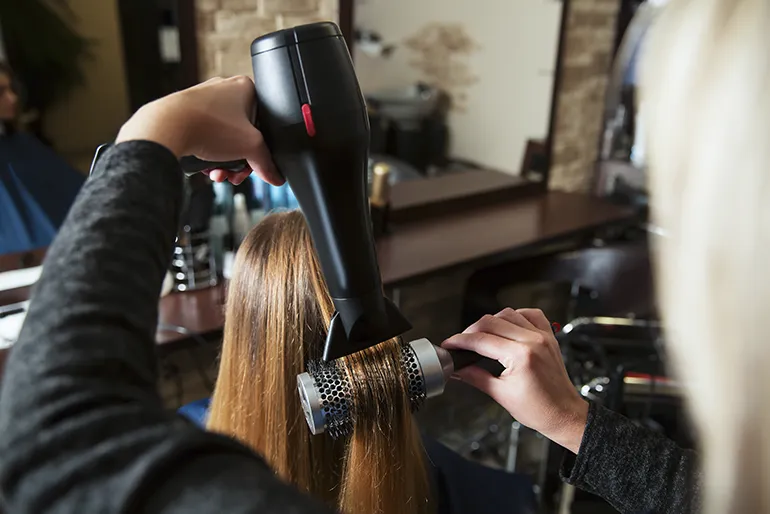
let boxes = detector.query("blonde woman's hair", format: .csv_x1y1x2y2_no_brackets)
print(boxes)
207,210,432,514
641,0,770,512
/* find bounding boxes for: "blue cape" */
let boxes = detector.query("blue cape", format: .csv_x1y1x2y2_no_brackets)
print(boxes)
0,133,84,254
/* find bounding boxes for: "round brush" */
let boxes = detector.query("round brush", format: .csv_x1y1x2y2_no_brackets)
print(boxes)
297,339,493,438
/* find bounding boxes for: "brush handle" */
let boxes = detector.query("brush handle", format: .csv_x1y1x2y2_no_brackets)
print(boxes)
448,349,505,377
449,349,484,371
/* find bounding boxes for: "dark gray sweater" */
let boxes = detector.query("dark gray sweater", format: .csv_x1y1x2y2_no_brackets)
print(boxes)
0,141,700,514
561,401,701,513
0,142,331,514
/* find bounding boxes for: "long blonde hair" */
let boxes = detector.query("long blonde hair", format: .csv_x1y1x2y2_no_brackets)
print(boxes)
207,210,432,514
641,0,770,512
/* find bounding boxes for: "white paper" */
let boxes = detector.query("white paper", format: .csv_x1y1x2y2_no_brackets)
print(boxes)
0,309,27,348
223,251,235,280
159,27,182,63
0,266,42,292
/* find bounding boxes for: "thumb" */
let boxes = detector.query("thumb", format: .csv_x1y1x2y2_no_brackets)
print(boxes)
453,365,504,401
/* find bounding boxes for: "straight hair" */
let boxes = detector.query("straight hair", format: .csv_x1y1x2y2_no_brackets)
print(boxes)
207,210,432,514
641,0,770,512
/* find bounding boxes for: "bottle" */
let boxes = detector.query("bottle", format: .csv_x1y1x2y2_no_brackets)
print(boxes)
370,163,391,208
369,163,391,237
232,193,251,248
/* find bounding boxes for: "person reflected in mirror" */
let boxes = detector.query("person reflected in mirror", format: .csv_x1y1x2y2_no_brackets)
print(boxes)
0,62,20,136
0,62,85,253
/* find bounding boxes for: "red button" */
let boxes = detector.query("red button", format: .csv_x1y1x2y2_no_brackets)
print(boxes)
301,104,316,137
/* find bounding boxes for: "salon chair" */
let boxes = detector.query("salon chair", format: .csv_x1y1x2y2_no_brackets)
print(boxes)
458,231,655,503
536,317,691,514
462,233,655,329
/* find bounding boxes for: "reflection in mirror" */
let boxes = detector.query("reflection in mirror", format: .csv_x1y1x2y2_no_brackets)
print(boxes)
595,0,667,205
0,0,202,257
0,0,119,255
352,0,563,181
0,61,85,254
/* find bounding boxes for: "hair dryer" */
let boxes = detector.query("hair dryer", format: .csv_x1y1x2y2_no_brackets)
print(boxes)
182,22,411,361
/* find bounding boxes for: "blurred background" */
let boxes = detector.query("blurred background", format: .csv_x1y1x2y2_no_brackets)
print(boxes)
0,1,675,513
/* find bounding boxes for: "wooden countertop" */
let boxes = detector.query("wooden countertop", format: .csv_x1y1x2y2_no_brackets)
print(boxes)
1,191,636,360
378,191,636,285
389,169,540,223
156,284,226,349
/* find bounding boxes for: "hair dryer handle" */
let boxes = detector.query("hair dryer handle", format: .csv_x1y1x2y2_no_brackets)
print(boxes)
89,145,249,178
179,156,249,176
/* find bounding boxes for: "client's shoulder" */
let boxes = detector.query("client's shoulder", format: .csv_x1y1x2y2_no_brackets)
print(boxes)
422,435,536,514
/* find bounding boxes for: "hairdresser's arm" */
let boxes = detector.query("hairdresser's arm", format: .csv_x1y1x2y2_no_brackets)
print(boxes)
443,309,701,514
0,77,330,514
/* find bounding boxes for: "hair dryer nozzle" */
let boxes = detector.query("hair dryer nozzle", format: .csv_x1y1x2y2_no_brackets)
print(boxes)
323,295,412,361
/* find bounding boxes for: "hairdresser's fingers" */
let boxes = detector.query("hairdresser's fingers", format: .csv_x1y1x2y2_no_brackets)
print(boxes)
229,169,253,185
494,307,559,359
513,308,562,358
451,365,506,398
442,331,533,366
494,307,537,330
463,314,543,344
218,76,282,186
207,168,252,185
241,131,283,186
208,169,228,183
515,308,553,333
221,167,252,185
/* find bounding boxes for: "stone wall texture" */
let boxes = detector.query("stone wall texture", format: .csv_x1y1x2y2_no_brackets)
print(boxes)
549,0,620,193
195,0,618,191
196,0,339,79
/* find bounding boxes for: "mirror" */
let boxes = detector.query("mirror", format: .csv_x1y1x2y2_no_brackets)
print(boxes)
0,0,91,255
0,0,198,257
0,0,567,257
349,0,564,182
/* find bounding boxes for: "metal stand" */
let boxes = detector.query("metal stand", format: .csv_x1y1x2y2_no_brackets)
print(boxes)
171,226,218,292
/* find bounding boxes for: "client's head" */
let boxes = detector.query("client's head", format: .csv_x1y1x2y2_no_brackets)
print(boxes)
0,63,19,131
208,210,431,514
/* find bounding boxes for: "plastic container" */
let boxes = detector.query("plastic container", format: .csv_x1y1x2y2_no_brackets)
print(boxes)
366,83,439,126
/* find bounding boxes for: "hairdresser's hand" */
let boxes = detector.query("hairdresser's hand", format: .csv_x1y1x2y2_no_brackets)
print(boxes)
116,76,282,185
443,308,589,454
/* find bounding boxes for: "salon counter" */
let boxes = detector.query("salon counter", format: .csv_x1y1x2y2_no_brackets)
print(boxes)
378,190,634,286
0,191,637,378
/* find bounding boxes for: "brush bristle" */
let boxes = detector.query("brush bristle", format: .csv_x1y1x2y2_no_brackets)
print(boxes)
400,342,427,412
304,344,428,439
306,358,353,439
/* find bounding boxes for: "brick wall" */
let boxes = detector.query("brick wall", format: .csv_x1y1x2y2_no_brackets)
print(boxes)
195,0,617,192
549,0,621,193
196,0,339,79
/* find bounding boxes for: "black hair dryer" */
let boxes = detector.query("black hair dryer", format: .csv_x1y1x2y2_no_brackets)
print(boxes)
185,22,411,361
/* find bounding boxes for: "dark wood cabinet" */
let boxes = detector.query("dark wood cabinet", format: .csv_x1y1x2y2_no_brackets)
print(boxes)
117,0,199,113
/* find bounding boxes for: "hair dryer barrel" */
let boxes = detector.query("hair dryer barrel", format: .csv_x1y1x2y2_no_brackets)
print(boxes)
250,23,410,359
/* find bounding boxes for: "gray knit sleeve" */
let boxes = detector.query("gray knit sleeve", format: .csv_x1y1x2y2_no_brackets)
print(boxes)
0,141,329,514
561,401,701,513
